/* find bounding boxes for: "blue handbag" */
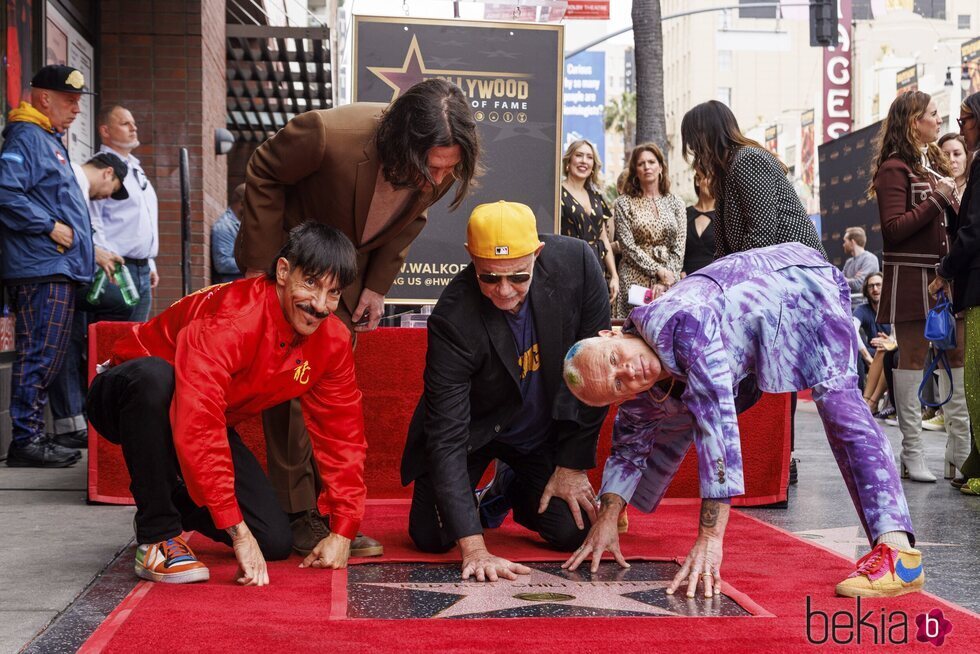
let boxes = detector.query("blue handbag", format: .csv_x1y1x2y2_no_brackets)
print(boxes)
918,289,956,407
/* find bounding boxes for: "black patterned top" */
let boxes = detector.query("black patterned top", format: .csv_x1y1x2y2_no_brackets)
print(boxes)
715,146,826,260
560,185,612,263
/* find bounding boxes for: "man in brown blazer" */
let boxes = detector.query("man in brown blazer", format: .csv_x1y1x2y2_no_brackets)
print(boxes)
236,79,480,557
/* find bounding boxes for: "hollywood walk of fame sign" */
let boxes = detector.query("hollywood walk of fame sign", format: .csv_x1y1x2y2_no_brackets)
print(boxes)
352,15,563,303
344,562,752,619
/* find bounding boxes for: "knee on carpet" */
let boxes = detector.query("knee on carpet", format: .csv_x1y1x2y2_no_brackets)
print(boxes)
258,530,293,561
541,519,589,552
408,524,454,554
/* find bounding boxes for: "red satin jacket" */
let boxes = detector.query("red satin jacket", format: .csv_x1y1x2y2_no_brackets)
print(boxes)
109,277,366,538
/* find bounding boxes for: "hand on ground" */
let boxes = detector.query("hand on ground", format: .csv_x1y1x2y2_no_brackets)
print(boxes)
300,532,351,570
666,535,724,598
561,514,629,574
461,549,531,582
228,522,269,586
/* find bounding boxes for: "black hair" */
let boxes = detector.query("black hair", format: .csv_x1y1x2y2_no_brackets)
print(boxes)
964,92,980,146
375,78,481,210
266,222,357,288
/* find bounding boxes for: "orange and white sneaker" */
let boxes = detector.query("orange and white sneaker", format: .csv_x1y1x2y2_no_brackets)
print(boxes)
835,543,924,598
135,536,210,584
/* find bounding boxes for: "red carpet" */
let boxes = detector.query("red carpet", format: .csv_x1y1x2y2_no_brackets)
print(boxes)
88,325,790,505
79,500,979,653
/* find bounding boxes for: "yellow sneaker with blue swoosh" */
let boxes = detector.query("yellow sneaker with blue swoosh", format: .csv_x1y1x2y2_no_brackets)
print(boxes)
835,543,924,598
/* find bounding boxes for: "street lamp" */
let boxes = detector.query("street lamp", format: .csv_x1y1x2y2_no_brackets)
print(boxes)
944,66,972,92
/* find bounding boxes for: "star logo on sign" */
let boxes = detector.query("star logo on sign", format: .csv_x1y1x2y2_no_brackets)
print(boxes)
357,568,673,618
367,35,531,102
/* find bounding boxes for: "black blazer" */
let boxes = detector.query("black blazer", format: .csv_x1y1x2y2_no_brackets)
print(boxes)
400,235,611,541
939,157,980,314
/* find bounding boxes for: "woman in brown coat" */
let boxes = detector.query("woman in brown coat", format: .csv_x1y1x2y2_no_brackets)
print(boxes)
870,90,970,483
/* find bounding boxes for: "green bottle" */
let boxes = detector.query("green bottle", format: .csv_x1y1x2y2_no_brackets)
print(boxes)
113,263,140,307
86,268,108,305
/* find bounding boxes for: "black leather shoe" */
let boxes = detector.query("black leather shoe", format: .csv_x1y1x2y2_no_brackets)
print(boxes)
6,435,81,468
53,429,88,449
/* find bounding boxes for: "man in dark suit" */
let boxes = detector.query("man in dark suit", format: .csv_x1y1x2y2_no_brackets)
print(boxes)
236,79,480,557
401,201,611,581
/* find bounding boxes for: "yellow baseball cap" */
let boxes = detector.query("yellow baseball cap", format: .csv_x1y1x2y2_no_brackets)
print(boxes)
465,201,541,260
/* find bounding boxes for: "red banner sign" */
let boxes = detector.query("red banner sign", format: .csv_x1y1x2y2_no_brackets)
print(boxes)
822,0,852,143
566,1,610,20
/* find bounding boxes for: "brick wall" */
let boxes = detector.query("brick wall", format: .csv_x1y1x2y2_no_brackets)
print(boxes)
99,0,227,314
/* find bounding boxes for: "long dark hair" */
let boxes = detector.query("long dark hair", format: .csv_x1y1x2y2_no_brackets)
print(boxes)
624,142,670,198
868,90,951,198
680,100,783,203
375,79,481,210
963,92,980,153
267,222,357,287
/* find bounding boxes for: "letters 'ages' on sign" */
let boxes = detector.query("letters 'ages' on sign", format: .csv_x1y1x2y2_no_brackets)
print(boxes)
822,0,852,143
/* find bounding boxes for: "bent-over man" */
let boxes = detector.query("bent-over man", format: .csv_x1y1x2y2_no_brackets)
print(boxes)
562,243,921,599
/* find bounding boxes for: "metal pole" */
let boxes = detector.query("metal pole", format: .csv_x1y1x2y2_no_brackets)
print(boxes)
179,148,191,297
564,1,814,59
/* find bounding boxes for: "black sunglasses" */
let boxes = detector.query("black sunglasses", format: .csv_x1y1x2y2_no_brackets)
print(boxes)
477,272,531,285
957,115,975,128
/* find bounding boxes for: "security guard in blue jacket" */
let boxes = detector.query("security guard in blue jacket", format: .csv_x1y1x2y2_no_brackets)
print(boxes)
0,65,96,467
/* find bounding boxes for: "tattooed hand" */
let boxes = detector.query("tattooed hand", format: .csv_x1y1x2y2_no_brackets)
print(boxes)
666,499,730,598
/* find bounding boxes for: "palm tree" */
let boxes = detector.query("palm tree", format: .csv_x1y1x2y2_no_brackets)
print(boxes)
604,91,636,166
632,0,666,150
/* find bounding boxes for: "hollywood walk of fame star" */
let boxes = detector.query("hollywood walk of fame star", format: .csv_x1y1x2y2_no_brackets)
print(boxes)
357,568,675,618
367,35,531,102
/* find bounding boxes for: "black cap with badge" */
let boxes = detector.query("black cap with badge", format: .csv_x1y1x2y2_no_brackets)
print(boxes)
87,153,130,200
30,65,96,95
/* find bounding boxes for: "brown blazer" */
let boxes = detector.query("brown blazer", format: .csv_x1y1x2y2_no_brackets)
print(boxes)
235,103,454,317
874,157,955,324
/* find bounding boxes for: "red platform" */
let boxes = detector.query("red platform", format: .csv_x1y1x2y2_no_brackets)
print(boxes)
87,324,791,506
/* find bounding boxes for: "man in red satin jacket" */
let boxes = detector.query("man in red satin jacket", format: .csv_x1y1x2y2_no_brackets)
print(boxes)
86,223,366,586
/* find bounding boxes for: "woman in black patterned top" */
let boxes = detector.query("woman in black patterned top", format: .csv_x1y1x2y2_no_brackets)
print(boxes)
683,173,716,275
680,101,826,259
560,139,619,302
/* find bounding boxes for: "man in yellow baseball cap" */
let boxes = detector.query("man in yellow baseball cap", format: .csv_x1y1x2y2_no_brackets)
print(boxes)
400,200,611,582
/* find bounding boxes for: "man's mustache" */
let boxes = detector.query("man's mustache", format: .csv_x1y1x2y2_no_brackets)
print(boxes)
298,304,330,319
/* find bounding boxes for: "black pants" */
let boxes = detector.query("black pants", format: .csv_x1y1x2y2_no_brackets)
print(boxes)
86,357,291,559
408,440,590,554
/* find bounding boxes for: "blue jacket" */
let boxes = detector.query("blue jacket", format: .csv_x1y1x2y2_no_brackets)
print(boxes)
0,118,94,283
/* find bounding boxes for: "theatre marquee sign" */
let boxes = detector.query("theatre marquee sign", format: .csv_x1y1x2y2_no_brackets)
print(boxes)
352,15,563,303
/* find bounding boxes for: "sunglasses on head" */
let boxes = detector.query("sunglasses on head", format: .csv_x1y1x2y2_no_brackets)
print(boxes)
477,272,531,284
